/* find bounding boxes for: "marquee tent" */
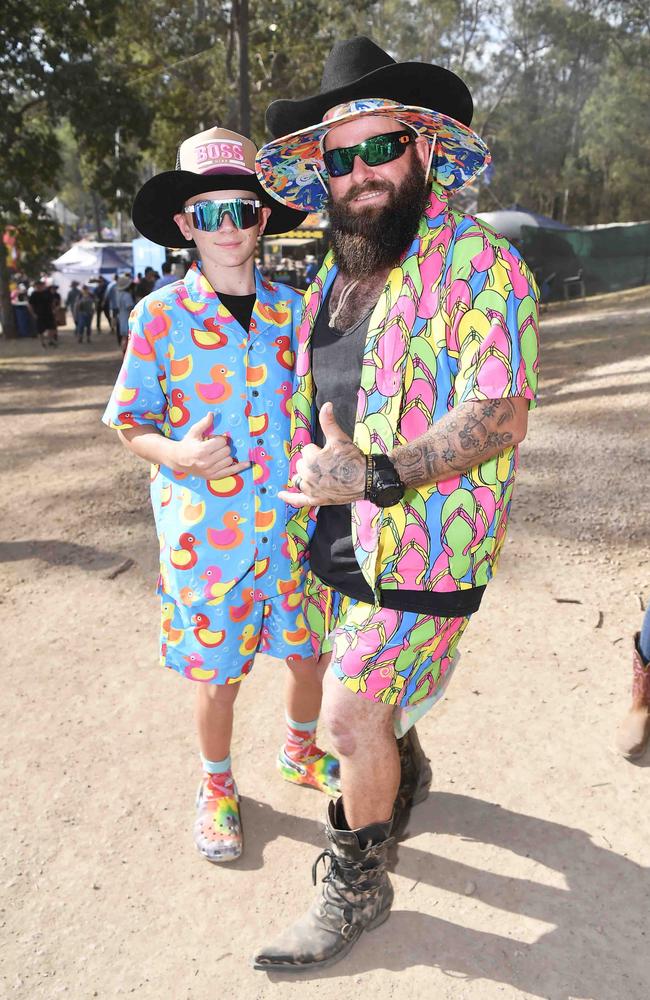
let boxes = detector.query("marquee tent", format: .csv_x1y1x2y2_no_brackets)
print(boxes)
51,240,132,296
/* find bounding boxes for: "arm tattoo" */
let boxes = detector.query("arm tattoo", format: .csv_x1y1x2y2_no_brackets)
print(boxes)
391,398,523,488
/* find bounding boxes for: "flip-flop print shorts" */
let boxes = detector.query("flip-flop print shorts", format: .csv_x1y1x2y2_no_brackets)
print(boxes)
303,570,470,708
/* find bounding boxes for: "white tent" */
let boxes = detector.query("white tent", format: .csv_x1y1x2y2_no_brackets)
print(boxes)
51,240,133,297
44,197,79,227
474,209,573,241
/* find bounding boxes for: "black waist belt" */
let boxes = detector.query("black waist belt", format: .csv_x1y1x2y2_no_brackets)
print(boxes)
378,585,486,617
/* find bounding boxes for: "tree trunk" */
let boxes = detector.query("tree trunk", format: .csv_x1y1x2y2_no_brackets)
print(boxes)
91,190,103,241
0,239,17,339
238,0,250,136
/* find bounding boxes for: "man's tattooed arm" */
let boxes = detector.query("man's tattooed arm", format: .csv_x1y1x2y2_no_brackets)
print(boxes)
391,398,529,488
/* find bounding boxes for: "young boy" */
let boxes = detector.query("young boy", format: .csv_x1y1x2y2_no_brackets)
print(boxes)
103,127,339,863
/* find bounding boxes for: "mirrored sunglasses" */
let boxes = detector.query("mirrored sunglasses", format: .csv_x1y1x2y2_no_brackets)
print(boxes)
322,130,415,177
183,198,262,231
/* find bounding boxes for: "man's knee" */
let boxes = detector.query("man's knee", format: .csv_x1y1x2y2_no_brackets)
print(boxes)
321,670,392,758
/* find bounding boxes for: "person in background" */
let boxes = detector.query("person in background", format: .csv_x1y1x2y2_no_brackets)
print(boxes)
115,274,135,354
103,273,119,334
29,279,58,348
617,605,650,760
153,260,176,290
74,285,95,343
12,282,35,337
94,275,108,332
135,265,157,300
50,283,65,330
65,280,81,320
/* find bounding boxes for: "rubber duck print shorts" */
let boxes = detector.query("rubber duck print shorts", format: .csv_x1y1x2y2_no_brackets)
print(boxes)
159,572,313,684
302,570,470,716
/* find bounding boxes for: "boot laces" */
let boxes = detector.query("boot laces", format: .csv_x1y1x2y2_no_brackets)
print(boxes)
312,849,361,889
312,849,373,926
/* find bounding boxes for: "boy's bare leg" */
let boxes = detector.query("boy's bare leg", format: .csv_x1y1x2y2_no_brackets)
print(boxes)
195,682,241,762
279,652,340,796
284,653,329,723
194,682,243,862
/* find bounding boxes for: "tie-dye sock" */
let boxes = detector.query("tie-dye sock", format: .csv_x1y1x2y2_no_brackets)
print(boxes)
200,754,234,790
284,716,320,761
278,716,340,796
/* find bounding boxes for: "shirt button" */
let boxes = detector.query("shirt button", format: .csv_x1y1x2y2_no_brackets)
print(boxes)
257,437,264,445
262,536,268,543
260,487,267,494
252,389,259,397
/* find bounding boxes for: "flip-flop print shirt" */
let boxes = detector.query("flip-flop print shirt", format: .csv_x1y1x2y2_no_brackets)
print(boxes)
103,263,303,604
287,185,540,598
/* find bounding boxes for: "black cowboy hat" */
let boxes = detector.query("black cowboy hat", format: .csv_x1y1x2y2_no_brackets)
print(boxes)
266,35,474,139
132,127,306,248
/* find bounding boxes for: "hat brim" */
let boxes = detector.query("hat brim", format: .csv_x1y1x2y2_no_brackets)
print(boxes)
266,62,474,139
132,170,307,247
256,104,491,214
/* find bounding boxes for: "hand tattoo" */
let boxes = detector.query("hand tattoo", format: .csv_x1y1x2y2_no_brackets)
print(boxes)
300,437,366,504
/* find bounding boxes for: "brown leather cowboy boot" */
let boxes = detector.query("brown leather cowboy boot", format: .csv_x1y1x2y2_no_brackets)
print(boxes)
392,725,433,840
616,633,650,759
253,798,393,971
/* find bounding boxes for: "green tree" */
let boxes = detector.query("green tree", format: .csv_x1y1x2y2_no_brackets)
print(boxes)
0,0,151,336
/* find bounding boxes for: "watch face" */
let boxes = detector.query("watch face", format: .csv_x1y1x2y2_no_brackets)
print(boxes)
375,483,404,506
370,465,405,507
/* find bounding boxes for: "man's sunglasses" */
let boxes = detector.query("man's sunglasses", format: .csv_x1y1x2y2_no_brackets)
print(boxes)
322,130,415,177
183,198,262,231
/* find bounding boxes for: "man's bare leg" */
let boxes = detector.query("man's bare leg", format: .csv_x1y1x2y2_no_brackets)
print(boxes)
253,656,397,970
321,664,399,827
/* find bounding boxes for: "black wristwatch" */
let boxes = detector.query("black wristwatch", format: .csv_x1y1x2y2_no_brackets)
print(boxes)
364,454,405,507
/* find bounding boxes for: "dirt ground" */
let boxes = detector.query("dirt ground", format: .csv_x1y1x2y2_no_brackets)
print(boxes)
1,287,649,1000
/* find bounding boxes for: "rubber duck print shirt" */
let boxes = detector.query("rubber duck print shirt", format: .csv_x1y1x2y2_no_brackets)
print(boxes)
103,262,303,608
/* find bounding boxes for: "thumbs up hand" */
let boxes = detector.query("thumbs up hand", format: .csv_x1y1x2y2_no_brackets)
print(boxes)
174,413,251,480
278,402,366,507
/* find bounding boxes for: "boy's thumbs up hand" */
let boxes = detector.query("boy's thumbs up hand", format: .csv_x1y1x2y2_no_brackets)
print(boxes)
278,402,367,508
186,412,214,439
174,413,251,480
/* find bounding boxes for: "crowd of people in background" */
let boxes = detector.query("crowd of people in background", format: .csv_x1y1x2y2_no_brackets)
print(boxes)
9,254,320,352
10,263,181,352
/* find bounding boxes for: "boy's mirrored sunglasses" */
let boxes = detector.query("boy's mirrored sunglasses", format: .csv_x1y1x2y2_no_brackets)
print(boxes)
322,130,415,177
183,198,262,231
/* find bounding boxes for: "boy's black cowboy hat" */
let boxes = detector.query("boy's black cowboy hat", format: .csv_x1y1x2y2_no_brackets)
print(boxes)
132,126,306,248
266,35,474,139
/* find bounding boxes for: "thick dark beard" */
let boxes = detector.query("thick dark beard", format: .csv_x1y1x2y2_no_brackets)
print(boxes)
328,157,430,279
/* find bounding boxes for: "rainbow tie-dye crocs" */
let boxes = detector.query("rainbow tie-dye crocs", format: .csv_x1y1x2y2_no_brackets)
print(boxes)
277,746,340,797
193,771,242,862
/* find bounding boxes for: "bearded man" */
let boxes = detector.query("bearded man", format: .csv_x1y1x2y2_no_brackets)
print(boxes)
253,36,540,971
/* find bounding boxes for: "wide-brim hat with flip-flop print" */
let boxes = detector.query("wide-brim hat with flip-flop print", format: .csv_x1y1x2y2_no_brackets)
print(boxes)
256,36,491,213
